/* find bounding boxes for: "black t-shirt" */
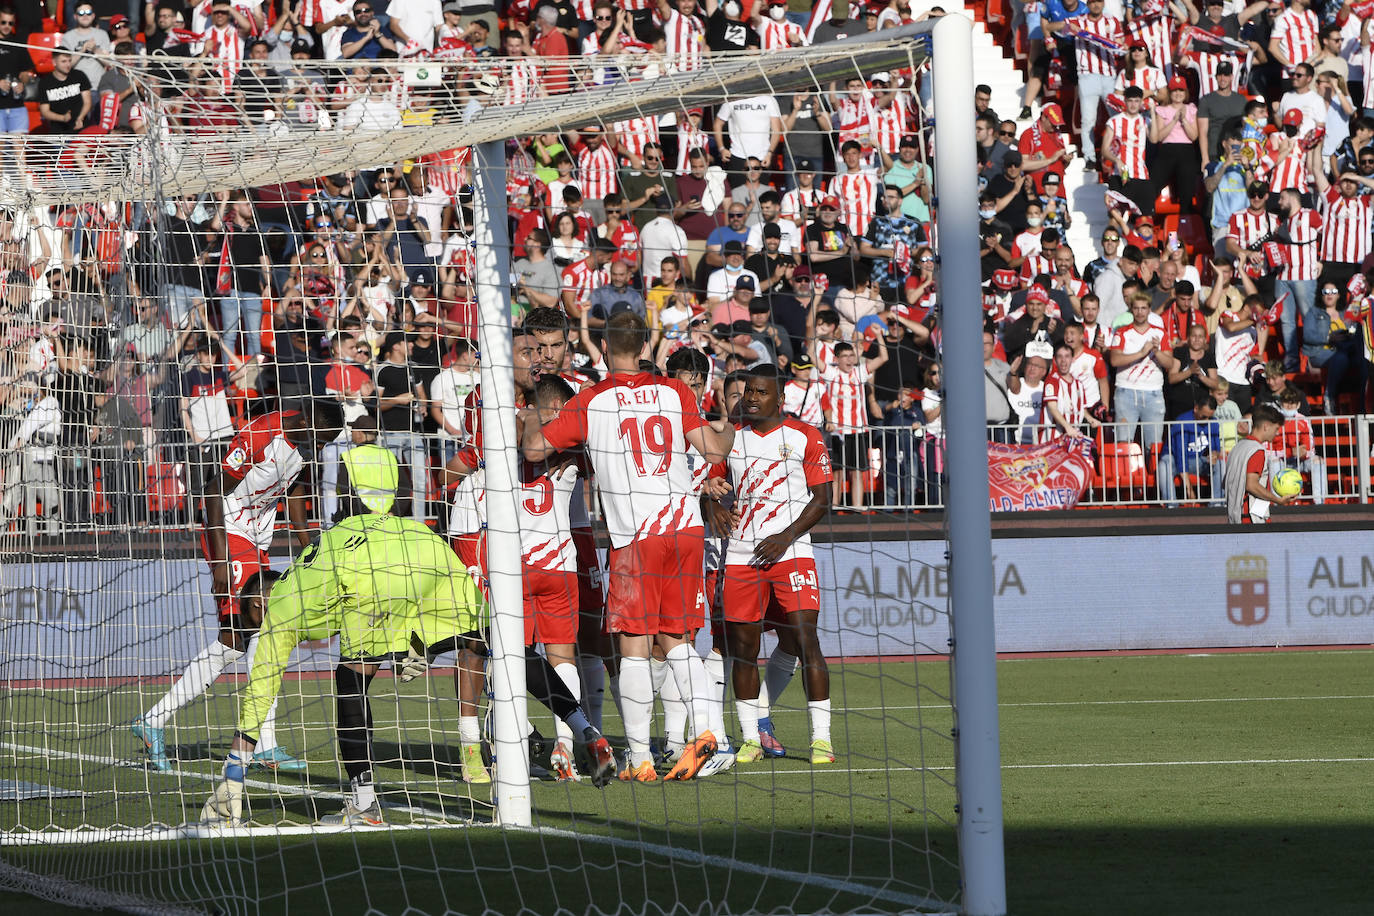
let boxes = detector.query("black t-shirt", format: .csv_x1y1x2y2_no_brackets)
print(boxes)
764,291,809,359
803,220,856,289
375,362,420,431
225,229,269,294
0,44,29,110
985,173,1036,234
37,70,91,132
1166,344,1219,419
409,338,443,431
871,333,929,405
164,216,208,289
706,10,759,53
745,250,794,295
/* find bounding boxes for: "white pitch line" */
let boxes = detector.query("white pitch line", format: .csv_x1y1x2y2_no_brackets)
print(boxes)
738,756,1374,776
0,741,466,826
777,694,1374,713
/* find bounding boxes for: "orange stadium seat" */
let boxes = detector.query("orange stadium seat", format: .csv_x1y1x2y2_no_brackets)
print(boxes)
28,32,59,74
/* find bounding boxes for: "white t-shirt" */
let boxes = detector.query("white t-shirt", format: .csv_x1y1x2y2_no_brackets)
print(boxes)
716,96,782,161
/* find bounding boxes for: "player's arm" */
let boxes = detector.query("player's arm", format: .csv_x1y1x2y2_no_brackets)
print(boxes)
752,481,829,566
203,470,232,595
685,417,735,465
285,480,312,550
1248,468,1295,504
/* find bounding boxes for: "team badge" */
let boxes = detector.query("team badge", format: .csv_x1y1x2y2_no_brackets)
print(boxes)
225,447,247,470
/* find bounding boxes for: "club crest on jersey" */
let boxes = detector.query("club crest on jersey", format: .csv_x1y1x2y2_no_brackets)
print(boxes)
778,443,795,459
225,446,248,470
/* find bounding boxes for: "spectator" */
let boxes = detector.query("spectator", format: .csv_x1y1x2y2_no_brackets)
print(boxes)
1196,60,1247,163
884,133,932,223
338,69,403,130
821,335,889,510
1214,298,1269,413
1110,293,1178,452
745,298,793,365
830,140,879,236
619,142,678,229
713,95,782,183
427,338,477,464
180,341,236,497
0,378,61,534
976,113,1012,182
340,1,399,58
986,151,1036,235
983,329,1013,441
730,158,770,226
0,11,32,154
1006,353,1048,445
1166,323,1220,419
119,299,174,362
61,4,111,88
1102,86,1152,214
213,192,271,359
531,5,571,94
640,196,689,288
1072,0,1122,169
711,275,760,325
575,125,619,224
1302,283,1369,415
745,222,795,297
513,228,562,316
589,259,647,323
1158,393,1223,506
1093,242,1142,328
804,196,858,291
831,263,884,338
38,51,92,134
706,240,759,305
373,330,429,521
1002,286,1065,363
1272,384,1327,504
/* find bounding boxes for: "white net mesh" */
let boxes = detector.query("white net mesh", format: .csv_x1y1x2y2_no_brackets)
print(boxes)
0,19,973,916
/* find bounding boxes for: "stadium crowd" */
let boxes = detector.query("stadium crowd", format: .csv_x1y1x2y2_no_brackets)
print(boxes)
0,0,1368,535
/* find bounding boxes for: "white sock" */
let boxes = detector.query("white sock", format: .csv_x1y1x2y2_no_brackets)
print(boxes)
736,696,761,743
808,699,832,744
351,771,377,810
607,673,622,726
757,683,771,718
458,715,481,744
649,656,669,693
765,650,798,712
144,640,244,729
577,653,606,731
553,662,581,744
665,643,711,741
656,659,687,751
243,635,278,753
618,656,653,767
703,649,728,741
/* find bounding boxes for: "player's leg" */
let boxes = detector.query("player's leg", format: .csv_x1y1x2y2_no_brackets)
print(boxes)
320,661,385,826
606,539,660,781
702,567,731,744
661,533,720,780
572,527,617,732
649,642,688,763
241,630,306,771
777,556,832,763
721,564,768,763
757,631,799,758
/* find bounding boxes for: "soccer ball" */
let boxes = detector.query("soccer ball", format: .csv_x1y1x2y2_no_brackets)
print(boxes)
1272,468,1303,499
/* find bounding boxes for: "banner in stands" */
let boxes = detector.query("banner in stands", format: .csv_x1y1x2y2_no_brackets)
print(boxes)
985,440,1093,512
6,527,1374,679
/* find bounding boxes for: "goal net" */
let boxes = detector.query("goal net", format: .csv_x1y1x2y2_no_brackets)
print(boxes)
0,17,995,915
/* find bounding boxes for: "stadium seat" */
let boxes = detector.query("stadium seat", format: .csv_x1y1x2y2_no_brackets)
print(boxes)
28,32,59,74
1098,441,1147,498
1153,185,1180,217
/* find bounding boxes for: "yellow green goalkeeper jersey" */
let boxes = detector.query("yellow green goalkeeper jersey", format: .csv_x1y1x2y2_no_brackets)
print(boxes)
238,513,486,739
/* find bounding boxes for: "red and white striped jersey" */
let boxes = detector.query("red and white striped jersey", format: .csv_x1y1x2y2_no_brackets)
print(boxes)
814,338,838,374
1114,65,1165,99
1111,320,1168,390
519,459,580,573
675,118,710,173
1263,135,1309,193
1227,207,1279,253
571,0,594,17
664,10,707,73
1186,51,1242,96
219,411,305,551
203,23,245,92
1106,112,1149,180
614,116,660,164
782,186,823,226
620,0,654,10
541,372,708,548
713,419,831,566
1012,229,1046,263
1214,311,1260,384
503,58,541,107
1272,411,1314,459
600,220,640,266
758,18,807,50
783,379,825,427
1279,208,1322,281
1124,16,1172,75
1271,7,1319,75
304,0,353,57
834,92,875,149
828,170,879,236
1074,14,1124,77
1040,372,1090,441
871,94,910,156
577,142,619,200
1067,347,1108,408
820,363,871,433
561,257,610,309
1320,186,1373,264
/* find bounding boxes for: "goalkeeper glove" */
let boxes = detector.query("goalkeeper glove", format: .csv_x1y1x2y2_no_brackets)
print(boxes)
200,749,249,826
396,649,431,683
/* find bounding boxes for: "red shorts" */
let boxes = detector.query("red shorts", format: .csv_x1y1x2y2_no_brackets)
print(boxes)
606,531,706,636
721,559,821,624
523,565,579,646
571,527,605,613
199,531,270,627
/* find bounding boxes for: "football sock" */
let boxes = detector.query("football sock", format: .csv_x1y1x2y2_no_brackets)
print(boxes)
243,635,278,753
334,666,375,786
577,653,606,731
607,673,623,727
524,649,584,728
144,639,244,729
736,695,761,743
764,649,798,712
808,699,832,744
665,643,712,741
655,658,687,751
350,770,377,811
618,656,653,767
458,716,481,745
649,655,669,693
703,649,728,741
553,662,583,744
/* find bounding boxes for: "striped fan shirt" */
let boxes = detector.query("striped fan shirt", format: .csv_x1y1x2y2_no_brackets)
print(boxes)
1227,207,1279,252
782,187,824,226
1040,372,1090,442
1279,208,1322,281
1214,311,1260,384
1106,112,1149,180
1125,16,1172,74
1320,186,1374,264
820,364,871,433
1271,7,1319,76
1264,136,1309,193
614,116,660,164
577,142,619,200
664,10,707,72
1074,14,1124,77
828,170,879,237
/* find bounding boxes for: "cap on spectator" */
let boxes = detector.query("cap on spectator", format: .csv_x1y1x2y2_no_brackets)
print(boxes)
762,222,782,238
730,319,755,336
1128,41,1146,50
1041,103,1064,128
1206,0,1224,5
899,134,919,147
871,72,891,84
1123,85,1145,100
711,322,732,338
1247,179,1269,197
793,265,812,280
1167,75,1188,91
1003,150,1023,167
792,356,815,371
1026,285,1050,305
410,269,433,287
735,275,756,292
991,268,1019,291
723,239,746,256
291,37,313,54
686,107,704,116
1282,108,1303,127
819,196,841,210
109,13,128,26
582,124,602,134
1134,212,1153,226
1176,280,1195,296
442,0,462,11
325,172,348,185
748,298,772,314
797,157,817,171
1215,60,1233,75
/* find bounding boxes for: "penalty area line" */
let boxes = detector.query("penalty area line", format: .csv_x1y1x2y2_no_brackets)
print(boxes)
741,756,1374,776
0,741,466,828
519,823,952,913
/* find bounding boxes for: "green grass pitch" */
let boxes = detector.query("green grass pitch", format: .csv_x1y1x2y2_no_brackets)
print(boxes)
2,650,1372,915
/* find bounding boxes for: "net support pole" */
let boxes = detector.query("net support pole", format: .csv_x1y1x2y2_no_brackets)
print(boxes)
473,138,532,827
931,14,1008,916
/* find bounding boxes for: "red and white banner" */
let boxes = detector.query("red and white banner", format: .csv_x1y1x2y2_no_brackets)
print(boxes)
987,439,1094,512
